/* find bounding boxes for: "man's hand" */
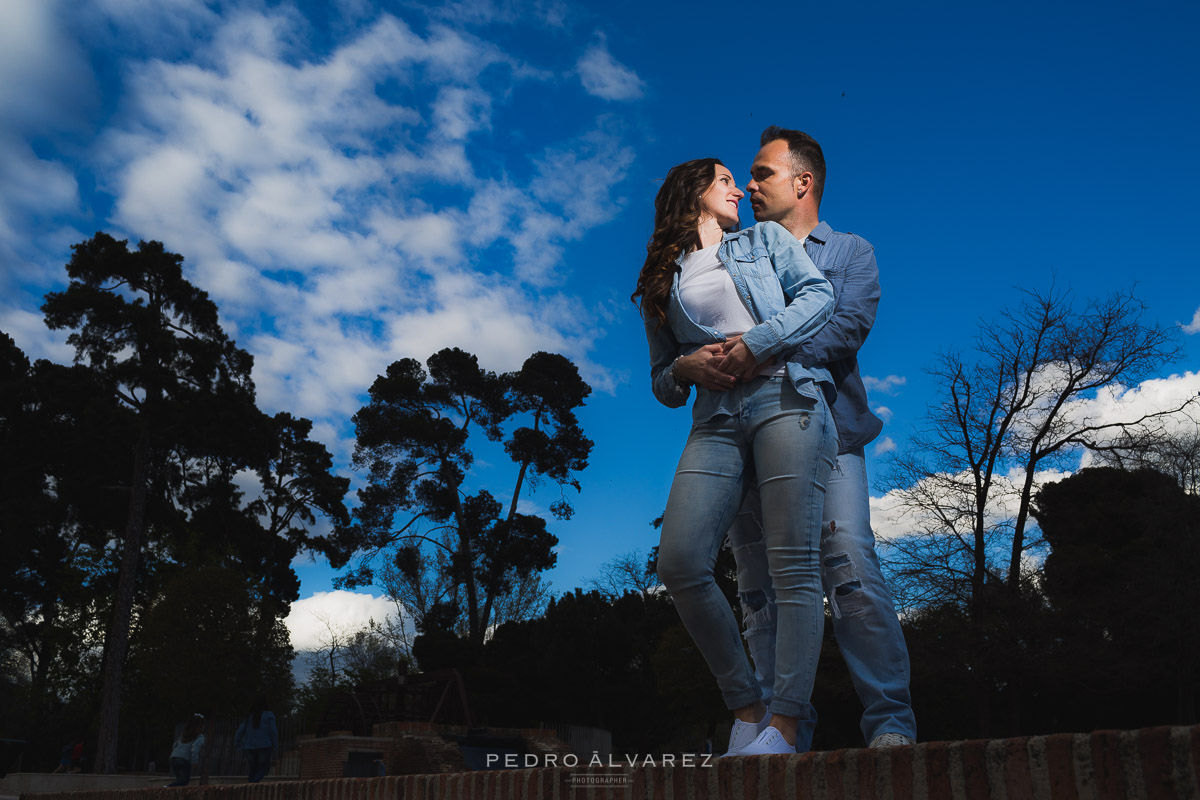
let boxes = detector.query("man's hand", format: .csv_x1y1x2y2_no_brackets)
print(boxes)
674,344,737,391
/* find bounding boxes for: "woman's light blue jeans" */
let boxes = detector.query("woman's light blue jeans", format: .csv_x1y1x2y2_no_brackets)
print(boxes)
657,376,836,719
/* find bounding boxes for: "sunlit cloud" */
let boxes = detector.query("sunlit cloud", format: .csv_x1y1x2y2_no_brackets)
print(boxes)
24,6,633,428
0,307,73,363
1183,306,1200,335
0,0,92,280
870,465,1073,542
284,590,399,651
576,37,644,101
872,370,1200,539
863,374,906,395
1071,370,1200,465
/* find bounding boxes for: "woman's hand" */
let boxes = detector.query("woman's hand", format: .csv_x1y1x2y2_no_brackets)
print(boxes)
674,344,738,391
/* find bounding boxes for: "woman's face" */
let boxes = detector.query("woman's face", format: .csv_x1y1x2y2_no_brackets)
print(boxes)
699,164,744,230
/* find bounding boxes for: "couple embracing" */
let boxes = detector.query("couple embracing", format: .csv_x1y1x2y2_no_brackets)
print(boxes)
633,127,916,756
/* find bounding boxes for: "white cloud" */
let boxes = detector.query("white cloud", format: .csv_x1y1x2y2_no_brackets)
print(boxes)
0,307,74,363
0,0,96,128
863,374,906,395
873,405,893,423
870,465,1073,542
1183,306,1200,335
81,7,628,433
0,1,91,271
432,86,492,141
0,136,80,234
871,370,1200,541
873,436,896,457
426,0,569,27
577,39,644,101
284,590,398,652
1070,371,1200,465
85,0,221,55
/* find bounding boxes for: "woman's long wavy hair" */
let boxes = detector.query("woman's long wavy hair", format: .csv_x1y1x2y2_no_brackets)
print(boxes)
632,158,725,328
250,692,267,729
179,714,204,744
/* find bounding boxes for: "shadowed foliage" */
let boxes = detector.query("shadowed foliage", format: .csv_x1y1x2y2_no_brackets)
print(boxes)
346,348,592,647
2,233,352,771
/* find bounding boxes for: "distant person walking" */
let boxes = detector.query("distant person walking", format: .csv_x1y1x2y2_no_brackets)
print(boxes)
53,737,83,773
234,694,278,783
166,714,205,787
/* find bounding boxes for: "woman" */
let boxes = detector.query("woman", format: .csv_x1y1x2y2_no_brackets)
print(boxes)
633,158,837,755
235,693,278,783
166,714,205,787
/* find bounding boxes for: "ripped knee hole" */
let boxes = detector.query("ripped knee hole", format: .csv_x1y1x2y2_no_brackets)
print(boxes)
834,580,863,597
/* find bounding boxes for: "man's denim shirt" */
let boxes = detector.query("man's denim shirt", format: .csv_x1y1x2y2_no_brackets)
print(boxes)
645,221,835,425
791,221,884,453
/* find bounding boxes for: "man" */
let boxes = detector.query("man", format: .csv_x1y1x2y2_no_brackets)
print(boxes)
727,126,916,753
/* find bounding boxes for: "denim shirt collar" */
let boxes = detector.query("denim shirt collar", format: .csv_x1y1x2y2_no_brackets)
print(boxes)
807,221,834,246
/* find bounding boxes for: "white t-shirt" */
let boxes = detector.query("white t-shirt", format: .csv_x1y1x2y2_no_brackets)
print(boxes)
678,244,757,334
677,244,785,378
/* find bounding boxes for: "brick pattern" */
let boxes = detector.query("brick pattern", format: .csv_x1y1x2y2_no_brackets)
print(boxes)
366,722,569,777
24,724,1200,800
297,736,397,780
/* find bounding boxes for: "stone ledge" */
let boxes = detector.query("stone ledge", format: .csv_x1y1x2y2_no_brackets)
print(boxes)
16,724,1200,799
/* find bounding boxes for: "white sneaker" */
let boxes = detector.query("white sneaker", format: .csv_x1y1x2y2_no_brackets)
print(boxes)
736,726,795,756
722,713,770,757
869,732,915,748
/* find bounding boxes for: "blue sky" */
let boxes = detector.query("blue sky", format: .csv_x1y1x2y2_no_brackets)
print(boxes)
2,0,1197,649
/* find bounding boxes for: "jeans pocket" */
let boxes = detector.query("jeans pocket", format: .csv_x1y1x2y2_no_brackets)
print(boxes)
780,379,820,412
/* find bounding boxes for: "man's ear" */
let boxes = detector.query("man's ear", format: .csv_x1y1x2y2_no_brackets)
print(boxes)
794,171,813,199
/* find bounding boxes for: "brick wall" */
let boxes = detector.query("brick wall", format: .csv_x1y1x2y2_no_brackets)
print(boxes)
295,723,572,779
296,735,396,780
23,724,1200,799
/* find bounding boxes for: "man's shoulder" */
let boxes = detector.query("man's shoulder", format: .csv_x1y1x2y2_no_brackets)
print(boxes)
812,221,873,254
811,224,878,263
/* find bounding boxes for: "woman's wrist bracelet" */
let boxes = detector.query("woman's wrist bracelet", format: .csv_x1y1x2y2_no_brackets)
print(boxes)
670,355,693,388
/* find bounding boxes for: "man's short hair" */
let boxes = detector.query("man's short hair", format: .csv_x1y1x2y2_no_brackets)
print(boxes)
760,126,826,206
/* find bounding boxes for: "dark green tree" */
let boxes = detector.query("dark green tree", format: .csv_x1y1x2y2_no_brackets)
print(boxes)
124,561,295,761
464,589,703,754
40,234,254,770
0,333,126,751
1035,467,1200,726
38,233,352,771
348,348,592,646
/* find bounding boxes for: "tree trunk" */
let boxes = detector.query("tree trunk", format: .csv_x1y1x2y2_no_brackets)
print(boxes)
30,602,58,715
1008,462,1038,590
478,408,539,640
94,426,151,773
453,496,480,645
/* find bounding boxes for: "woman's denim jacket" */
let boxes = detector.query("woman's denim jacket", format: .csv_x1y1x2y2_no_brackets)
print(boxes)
644,221,835,424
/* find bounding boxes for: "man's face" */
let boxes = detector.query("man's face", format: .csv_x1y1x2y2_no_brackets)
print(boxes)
746,139,801,223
